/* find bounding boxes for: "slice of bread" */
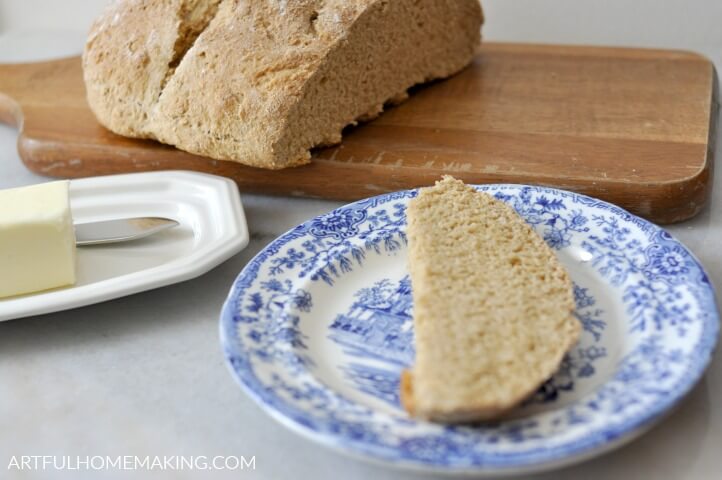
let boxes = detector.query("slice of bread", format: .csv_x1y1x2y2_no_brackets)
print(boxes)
83,0,484,169
402,177,580,423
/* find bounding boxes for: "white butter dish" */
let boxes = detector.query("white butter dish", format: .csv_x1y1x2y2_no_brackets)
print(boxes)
0,171,248,321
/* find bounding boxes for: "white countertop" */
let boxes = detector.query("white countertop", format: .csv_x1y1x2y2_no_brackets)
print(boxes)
1,1,720,479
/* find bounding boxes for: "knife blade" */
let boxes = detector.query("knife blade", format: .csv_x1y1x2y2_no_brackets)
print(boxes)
74,217,179,246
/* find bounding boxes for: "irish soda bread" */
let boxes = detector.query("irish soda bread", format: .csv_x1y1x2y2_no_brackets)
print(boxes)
83,0,484,169
401,177,580,423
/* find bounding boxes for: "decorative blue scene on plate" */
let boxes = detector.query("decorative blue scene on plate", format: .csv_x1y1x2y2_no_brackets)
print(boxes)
220,185,719,474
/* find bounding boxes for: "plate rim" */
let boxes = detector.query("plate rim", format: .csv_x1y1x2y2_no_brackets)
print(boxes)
219,183,719,474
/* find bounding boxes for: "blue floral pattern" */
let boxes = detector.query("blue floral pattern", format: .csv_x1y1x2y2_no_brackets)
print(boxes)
221,185,719,473
269,203,406,285
528,284,609,404
235,278,314,373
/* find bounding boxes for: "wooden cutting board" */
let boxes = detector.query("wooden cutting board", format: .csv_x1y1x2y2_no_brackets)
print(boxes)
0,43,717,224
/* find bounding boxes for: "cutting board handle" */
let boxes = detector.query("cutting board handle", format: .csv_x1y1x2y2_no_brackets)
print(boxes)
0,61,27,127
0,92,21,127
0,57,81,128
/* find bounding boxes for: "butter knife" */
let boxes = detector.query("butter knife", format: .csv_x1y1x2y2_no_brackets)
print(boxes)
74,217,179,246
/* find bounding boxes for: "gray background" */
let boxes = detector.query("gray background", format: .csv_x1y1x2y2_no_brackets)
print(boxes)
1,1,720,479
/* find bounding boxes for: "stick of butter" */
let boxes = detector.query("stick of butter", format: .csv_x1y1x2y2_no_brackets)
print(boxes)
0,181,77,299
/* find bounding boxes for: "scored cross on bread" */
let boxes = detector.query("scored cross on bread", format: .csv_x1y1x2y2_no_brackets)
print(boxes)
83,0,483,169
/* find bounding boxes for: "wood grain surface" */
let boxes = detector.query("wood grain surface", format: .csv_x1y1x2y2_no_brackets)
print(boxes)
0,42,717,223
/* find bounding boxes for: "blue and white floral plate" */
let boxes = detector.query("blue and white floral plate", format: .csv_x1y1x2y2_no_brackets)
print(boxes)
220,185,719,475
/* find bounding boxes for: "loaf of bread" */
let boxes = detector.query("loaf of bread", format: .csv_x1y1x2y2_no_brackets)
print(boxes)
83,0,483,169
401,177,580,423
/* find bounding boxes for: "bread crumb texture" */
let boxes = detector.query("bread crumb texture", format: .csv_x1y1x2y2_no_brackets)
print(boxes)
83,0,484,169
403,176,580,423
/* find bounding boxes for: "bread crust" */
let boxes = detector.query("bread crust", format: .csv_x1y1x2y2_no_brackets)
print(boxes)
82,0,222,138
400,369,415,415
83,0,484,169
